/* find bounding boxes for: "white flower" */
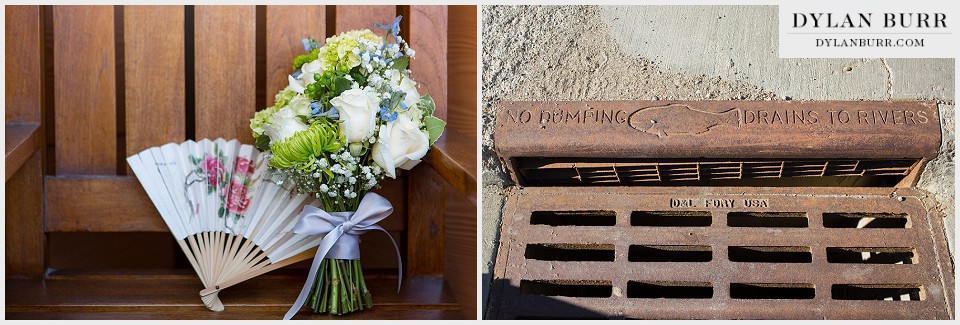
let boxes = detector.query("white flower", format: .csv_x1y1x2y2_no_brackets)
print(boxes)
288,75,305,93
389,72,420,108
262,106,308,142
319,184,329,192
371,114,429,179
287,93,312,116
330,87,380,143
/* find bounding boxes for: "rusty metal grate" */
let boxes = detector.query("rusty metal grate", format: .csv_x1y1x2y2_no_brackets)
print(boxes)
516,158,919,186
489,187,954,319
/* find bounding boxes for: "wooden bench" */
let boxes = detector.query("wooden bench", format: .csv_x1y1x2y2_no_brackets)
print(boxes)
5,5,477,320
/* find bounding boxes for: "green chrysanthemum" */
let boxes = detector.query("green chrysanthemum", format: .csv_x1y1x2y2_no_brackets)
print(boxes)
269,120,345,169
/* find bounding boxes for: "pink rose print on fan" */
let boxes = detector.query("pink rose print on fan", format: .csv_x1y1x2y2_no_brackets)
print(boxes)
201,155,225,188
226,179,251,214
234,157,254,177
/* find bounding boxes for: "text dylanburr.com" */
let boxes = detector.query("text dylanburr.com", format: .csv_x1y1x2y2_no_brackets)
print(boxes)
779,2,954,58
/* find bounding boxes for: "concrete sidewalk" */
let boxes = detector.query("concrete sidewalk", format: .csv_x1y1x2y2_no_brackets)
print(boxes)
481,5,955,318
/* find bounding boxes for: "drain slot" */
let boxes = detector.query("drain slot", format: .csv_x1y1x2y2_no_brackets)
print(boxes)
826,247,915,264
520,280,613,297
531,210,616,226
627,281,714,299
629,245,712,262
631,211,712,227
525,243,615,262
730,283,816,299
728,246,812,263
727,212,808,227
823,213,909,228
832,284,924,301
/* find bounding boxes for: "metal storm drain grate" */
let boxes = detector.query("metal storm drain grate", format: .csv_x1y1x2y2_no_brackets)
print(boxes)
489,187,954,319
491,101,953,319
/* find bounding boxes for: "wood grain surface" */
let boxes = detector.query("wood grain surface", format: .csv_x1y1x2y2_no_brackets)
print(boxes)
123,6,185,162
335,6,396,34
407,166,446,276
5,5,43,124
53,6,117,175
265,6,324,107
6,124,42,181
409,6,448,121
446,5,477,143
6,269,462,319
194,6,257,144
5,151,45,278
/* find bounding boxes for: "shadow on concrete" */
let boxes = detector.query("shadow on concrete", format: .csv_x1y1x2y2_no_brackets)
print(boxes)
483,276,615,320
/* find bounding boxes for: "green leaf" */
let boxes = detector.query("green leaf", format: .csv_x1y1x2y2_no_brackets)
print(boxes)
423,115,446,146
388,56,409,71
255,134,271,151
416,94,435,116
218,206,225,218
333,77,352,96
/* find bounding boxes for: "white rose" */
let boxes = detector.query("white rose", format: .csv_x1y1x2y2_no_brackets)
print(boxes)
389,72,420,108
331,87,380,143
287,93,312,116
287,60,323,94
262,107,308,142
371,114,429,179
288,75,305,93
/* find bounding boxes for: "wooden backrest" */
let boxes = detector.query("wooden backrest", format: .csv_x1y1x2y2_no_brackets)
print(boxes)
6,5,476,294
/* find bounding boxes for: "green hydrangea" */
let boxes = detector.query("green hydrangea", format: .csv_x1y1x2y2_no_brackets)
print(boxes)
318,30,382,72
250,105,282,139
274,89,297,108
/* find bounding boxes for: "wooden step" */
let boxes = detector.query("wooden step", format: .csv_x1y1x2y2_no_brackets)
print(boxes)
7,269,464,320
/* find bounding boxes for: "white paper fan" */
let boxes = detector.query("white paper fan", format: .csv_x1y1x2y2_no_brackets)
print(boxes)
127,138,323,311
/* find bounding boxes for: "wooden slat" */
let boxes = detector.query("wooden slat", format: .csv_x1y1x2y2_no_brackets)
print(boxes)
6,269,462,319
6,151,44,277
45,176,164,232
194,6,256,144
6,124,42,181
335,6,396,34
53,6,117,175
409,6,448,121
423,127,477,203
447,5,477,144
265,5,324,106
44,176,406,233
444,186,477,319
407,166,446,276
5,5,43,124
123,6,185,160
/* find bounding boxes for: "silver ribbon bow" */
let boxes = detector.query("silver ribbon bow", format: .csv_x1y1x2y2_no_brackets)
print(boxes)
283,192,402,320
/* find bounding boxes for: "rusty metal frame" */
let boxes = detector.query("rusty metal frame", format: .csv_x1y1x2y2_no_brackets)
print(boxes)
489,186,954,319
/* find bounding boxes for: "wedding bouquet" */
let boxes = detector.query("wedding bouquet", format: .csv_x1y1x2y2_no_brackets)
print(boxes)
250,16,445,317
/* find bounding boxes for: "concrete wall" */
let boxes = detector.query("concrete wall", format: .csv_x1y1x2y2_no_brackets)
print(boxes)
481,5,954,317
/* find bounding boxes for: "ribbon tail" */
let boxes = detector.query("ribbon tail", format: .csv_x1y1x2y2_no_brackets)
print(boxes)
283,228,343,320
371,225,402,293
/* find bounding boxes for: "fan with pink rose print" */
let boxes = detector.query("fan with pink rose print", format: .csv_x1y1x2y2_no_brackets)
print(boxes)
127,138,323,312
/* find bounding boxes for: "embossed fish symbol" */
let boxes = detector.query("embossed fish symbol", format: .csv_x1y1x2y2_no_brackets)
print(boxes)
628,104,740,138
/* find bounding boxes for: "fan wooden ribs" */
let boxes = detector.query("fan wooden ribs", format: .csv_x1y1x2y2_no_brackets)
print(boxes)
489,187,954,319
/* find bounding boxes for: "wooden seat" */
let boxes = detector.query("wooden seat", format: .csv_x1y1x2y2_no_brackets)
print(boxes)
5,5,477,320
